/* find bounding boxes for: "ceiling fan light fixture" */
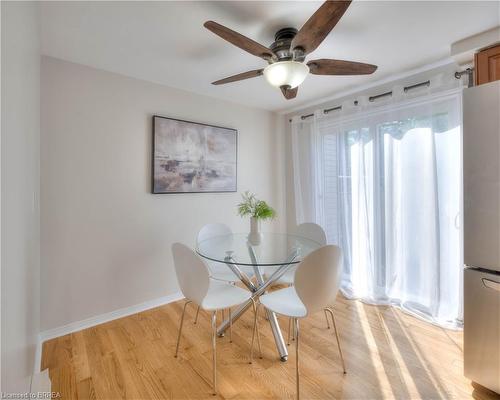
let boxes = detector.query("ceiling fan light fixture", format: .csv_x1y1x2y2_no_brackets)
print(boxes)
263,61,309,89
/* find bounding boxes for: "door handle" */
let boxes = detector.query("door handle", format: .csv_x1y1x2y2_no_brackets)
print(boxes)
482,278,500,292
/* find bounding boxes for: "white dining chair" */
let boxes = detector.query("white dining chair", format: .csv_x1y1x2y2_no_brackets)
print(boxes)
264,223,329,343
197,223,255,283
274,223,327,286
252,245,346,400
172,243,260,395
195,223,257,325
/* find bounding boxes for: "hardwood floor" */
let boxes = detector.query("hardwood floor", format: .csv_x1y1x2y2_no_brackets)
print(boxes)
42,295,499,400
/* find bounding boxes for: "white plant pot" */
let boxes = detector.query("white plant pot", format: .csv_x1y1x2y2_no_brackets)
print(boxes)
248,217,262,245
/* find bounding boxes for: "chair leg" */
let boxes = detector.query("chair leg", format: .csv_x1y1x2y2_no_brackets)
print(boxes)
287,317,292,346
290,291,296,341
249,299,262,363
325,307,346,374
174,300,191,358
229,308,233,343
256,307,262,359
250,300,258,363
324,309,331,329
194,305,200,324
211,311,217,395
295,318,300,400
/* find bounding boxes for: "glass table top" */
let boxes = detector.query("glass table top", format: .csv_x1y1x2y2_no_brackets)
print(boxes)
196,232,322,267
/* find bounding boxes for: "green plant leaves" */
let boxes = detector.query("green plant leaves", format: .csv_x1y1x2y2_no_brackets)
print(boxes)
237,191,276,220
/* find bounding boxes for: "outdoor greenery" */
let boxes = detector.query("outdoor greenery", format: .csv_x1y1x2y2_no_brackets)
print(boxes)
237,191,276,220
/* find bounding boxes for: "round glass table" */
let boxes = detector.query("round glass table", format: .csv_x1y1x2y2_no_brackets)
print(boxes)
196,232,322,361
197,232,321,267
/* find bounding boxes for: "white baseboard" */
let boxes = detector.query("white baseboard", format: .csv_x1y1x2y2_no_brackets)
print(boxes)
34,291,184,373
34,335,43,375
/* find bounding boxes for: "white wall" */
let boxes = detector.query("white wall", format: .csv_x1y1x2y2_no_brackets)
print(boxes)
41,57,285,331
1,1,41,392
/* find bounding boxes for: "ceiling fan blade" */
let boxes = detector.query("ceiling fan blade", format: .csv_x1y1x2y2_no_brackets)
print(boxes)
212,69,264,85
308,59,377,75
204,21,275,61
291,1,352,55
281,85,298,100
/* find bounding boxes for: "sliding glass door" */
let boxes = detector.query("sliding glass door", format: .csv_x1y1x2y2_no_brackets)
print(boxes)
293,92,463,327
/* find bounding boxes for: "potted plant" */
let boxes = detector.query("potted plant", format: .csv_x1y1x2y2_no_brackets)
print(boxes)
237,191,276,244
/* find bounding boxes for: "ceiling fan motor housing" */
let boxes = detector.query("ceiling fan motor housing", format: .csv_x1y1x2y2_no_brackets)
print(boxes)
270,27,302,62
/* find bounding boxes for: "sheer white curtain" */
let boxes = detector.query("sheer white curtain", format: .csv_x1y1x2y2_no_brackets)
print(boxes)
291,78,463,328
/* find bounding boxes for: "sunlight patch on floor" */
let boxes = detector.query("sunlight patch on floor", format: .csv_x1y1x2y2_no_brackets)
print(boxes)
354,301,398,398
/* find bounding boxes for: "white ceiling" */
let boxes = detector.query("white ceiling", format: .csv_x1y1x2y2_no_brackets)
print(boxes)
40,1,499,112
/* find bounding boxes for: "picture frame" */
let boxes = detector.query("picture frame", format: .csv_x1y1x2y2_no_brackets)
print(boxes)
152,115,238,194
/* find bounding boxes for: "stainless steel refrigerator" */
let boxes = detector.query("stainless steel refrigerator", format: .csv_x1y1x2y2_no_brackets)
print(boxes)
463,79,500,394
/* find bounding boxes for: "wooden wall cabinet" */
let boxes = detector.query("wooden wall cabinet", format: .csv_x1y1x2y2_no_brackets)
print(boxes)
475,44,500,85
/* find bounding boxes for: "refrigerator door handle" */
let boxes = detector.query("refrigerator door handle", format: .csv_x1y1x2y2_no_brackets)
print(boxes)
482,278,500,292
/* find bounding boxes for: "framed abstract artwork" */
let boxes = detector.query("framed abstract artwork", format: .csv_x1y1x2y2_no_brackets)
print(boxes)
152,115,237,194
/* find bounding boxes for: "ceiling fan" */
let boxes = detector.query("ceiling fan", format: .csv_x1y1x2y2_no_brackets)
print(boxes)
204,0,377,100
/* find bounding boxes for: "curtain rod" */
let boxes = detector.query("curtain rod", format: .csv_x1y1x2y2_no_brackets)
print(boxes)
455,67,474,88
289,69,470,122
291,80,430,122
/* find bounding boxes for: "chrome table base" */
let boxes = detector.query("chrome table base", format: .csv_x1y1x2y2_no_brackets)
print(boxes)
216,248,297,362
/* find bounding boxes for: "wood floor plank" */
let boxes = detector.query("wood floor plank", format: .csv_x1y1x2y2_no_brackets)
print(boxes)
49,364,78,400
43,334,73,371
42,295,500,400
71,331,91,383
119,345,172,399
76,377,97,400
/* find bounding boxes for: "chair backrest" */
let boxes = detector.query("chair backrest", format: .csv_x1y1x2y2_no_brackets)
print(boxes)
197,223,232,244
294,245,342,315
295,223,327,245
172,243,210,305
